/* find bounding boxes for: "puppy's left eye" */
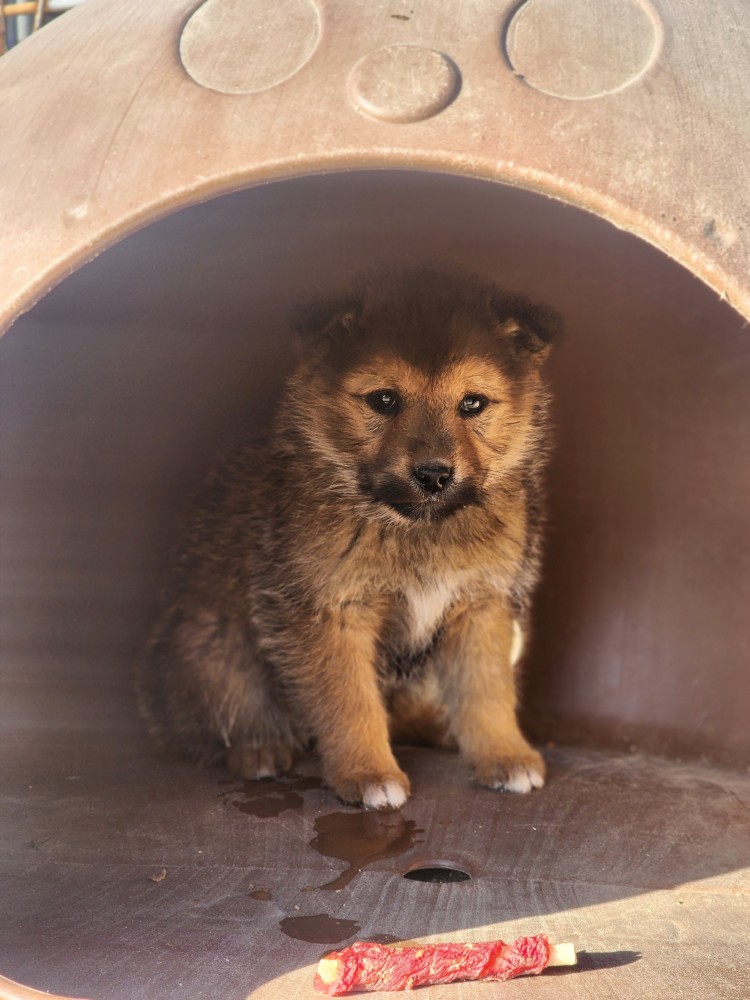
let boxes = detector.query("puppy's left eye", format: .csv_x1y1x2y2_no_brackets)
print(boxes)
365,389,401,415
459,394,488,416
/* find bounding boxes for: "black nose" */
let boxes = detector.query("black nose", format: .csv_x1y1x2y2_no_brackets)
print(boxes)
413,461,454,494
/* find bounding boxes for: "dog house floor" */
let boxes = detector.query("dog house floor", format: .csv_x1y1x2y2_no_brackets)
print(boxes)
2,716,749,1000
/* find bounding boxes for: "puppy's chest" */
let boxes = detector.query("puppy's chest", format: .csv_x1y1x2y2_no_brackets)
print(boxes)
377,576,466,676
404,580,459,651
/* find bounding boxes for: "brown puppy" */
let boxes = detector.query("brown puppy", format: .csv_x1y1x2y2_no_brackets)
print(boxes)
137,270,559,809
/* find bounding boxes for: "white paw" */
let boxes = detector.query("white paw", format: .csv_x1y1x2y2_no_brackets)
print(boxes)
362,779,409,810
495,765,545,794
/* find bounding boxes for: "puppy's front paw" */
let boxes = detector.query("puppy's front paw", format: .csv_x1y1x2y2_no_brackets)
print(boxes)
226,740,295,780
471,749,546,794
362,779,411,810
331,770,411,811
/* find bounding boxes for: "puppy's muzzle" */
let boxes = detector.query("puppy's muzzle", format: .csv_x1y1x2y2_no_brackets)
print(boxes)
360,464,480,522
412,461,454,495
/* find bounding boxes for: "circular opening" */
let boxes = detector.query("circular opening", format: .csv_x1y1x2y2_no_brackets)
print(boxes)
403,864,471,883
3,169,748,773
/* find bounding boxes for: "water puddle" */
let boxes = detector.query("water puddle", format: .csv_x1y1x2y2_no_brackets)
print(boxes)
220,774,322,818
310,810,423,890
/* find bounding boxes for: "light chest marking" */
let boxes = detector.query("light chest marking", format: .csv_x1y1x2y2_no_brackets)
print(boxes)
403,578,524,666
405,579,461,651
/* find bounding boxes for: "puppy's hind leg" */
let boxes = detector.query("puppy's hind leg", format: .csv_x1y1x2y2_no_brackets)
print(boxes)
138,610,304,780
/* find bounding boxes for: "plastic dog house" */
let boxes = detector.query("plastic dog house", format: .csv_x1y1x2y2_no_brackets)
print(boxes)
1,1,749,997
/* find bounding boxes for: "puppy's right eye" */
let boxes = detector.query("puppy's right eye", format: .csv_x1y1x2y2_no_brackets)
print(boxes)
365,390,400,415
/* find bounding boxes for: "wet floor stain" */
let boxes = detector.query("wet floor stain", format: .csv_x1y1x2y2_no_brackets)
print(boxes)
249,888,272,901
220,774,323,818
280,912,361,944
310,810,423,890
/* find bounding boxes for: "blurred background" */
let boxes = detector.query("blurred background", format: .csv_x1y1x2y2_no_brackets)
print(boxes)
1,0,82,51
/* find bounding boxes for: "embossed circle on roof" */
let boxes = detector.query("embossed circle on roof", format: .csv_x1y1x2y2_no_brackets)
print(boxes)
348,45,461,124
505,0,662,100
180,0,321,96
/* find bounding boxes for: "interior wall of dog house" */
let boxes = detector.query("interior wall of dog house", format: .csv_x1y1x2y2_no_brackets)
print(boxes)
2,168,749,770
1,0,750,774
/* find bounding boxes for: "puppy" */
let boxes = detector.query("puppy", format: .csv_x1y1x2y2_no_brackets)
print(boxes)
137,270,559,809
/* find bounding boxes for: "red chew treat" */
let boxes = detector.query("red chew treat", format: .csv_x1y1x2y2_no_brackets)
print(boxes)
313,934,551,995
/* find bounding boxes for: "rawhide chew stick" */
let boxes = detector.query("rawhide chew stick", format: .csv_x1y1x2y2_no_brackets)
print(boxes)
314,935,576,995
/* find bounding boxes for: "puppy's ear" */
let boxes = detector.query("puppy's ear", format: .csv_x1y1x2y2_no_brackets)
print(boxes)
295,294,363,358
490,294,562,362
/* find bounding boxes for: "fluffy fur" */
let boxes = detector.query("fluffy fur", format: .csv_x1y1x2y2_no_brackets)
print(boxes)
137,270,559,809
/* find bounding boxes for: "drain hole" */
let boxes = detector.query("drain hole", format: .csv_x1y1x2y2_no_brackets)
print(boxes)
403,865,471,883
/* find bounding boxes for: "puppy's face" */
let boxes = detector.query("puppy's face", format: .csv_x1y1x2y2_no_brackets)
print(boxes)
341,355,530,523
292,273,557,525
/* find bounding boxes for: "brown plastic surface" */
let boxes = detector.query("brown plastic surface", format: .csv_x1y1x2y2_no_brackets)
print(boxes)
2,3,750,999
1,0,750,329
1,739,749,999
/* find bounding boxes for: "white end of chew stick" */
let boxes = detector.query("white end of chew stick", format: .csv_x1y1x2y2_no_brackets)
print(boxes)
548,943,577,967
316,958,341,985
